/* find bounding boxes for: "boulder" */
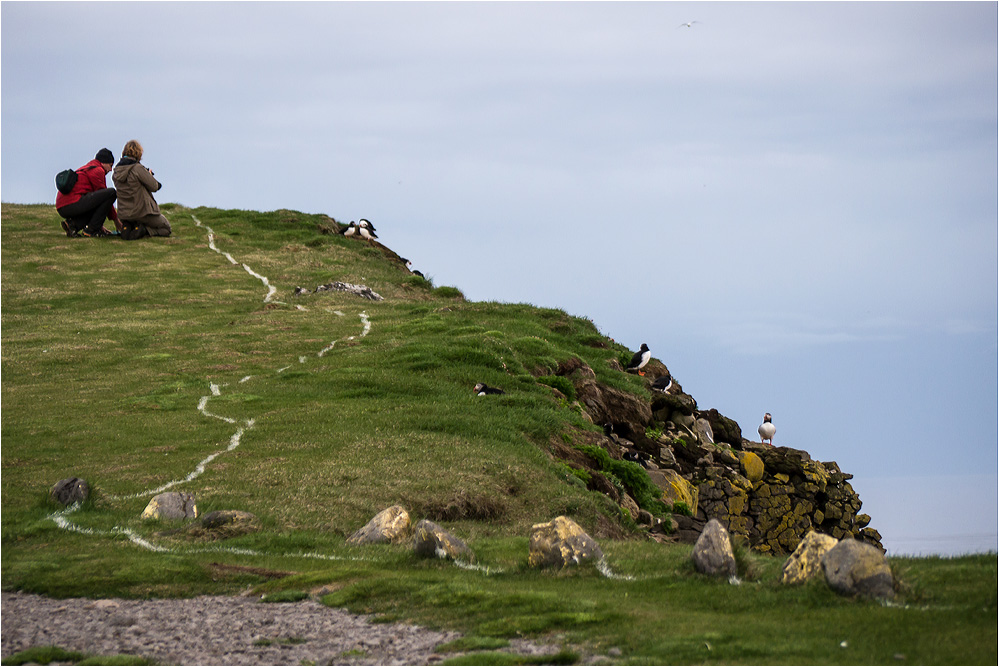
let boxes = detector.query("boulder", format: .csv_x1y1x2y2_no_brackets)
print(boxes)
737,451,765,485
821,538,894,599
347,505,411,545
528,516,604,569
141,492,198,520
50,477,90,506
413,519,474,561
575,379,652,430
694,418,715,444
781,531,838,585
691,518,736,577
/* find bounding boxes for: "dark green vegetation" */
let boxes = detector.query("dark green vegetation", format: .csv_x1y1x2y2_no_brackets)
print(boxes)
2,204,996,664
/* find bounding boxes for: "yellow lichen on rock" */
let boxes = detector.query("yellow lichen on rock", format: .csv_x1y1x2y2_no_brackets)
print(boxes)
737,450,765,484
781,531,838,585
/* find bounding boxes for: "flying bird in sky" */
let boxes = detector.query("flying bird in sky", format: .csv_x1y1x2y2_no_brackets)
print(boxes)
678,21,700,28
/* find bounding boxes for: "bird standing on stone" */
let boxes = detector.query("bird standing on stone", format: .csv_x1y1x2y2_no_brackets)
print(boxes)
758,413,776,446
651,373,673,393
626,343,651,376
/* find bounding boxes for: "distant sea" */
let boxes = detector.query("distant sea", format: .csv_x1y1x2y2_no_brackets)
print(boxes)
852,474,998,557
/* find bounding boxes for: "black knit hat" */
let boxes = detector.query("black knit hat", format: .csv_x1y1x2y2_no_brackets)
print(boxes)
95,148,114,164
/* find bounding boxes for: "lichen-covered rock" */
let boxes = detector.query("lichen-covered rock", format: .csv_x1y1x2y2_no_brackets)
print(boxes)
346,505,411,545
691,518,736,577
781,531,838,585
141,492,198,520
528,516,603,569
821,538,894,599
413,519,474,562
50,477,90,506
737,451,765,485
647,469,698,513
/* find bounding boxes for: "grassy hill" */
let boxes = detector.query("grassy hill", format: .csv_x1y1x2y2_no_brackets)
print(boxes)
2,203,995,665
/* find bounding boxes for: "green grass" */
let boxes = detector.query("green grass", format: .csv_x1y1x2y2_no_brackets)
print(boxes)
2,203,996,665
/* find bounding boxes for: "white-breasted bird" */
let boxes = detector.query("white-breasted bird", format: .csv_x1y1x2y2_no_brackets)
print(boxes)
341,221,358,237
651,373,673,393
626,343,651,376
758,413,776,446
678,20,700,28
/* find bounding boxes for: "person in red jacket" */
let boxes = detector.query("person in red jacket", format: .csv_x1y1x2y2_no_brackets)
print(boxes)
55,148,121,237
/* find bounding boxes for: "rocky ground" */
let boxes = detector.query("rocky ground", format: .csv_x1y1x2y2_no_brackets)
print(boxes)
1,592,567,665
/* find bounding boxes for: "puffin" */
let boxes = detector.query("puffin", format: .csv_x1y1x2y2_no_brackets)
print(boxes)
623,450,651,468
758,413,776,446
651,373,673,393
473,382,505,396
358,219,378,240
626,343,651,376
341,221,358,237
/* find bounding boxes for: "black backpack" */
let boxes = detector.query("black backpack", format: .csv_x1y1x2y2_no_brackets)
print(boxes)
55,169,78,195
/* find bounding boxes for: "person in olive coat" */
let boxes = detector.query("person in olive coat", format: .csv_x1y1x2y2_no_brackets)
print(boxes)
112,140,171,239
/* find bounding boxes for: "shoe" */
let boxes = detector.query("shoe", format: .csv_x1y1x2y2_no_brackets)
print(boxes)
60,219,78,238
81,228,110,238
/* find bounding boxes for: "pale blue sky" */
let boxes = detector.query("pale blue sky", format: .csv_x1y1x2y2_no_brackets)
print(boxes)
3,1,996,555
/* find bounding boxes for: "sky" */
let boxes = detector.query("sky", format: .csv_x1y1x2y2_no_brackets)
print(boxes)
2,1,997,556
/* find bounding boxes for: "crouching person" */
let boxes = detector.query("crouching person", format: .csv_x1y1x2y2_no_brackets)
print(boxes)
112,139,171,239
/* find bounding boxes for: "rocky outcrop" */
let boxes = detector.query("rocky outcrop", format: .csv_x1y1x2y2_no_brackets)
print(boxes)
528,516,604,569
548,356,883,555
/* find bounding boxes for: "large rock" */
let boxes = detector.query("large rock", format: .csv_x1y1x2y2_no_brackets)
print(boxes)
528,516,603,569
691,518,736,577
781,531,838,585
413,519,474,562
737,451,765,485
141,492,198,520
347,505,411,545
699,409,743,448
821,538,894,599
50,477,90,506
574,379,652,431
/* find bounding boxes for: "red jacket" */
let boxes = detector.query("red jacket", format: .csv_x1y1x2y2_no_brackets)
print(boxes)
56,159,120,222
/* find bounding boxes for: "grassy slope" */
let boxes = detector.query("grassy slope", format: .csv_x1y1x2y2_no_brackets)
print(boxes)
2,203,995,665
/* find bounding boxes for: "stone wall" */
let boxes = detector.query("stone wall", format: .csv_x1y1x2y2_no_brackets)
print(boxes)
550,357,883,554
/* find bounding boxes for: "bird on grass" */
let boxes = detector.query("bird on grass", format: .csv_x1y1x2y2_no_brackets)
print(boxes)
758,413,776,446
358,219,378,240
340,221,358,237
473,382,505,396
623,450,651,468
626,343,651,376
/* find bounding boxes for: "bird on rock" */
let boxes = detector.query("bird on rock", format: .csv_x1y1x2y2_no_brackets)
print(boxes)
758,413,776,446
473,382,505,396
651,373,673,393
626,343,651,376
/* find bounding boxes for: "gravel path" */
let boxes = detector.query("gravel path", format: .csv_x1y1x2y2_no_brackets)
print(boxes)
1,592,564,665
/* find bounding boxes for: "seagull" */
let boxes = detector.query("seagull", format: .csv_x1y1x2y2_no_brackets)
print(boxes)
473,382,505,396
651,373,673,393
678,20,700,28
341,221,358,237
626,343,651,376
758,413,776,446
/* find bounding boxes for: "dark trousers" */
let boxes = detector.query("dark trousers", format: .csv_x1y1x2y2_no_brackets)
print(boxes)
57,188,117,233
